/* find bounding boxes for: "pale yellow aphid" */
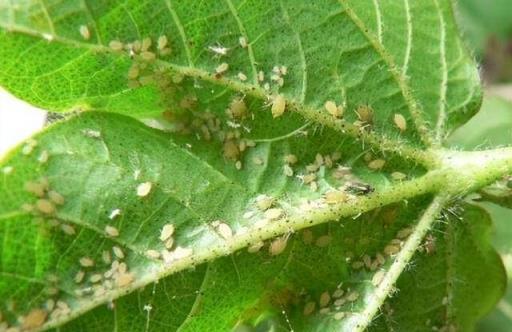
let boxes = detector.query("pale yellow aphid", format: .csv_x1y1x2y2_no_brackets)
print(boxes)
372,270,386,286
334,312,345,320
89,273,102,283
283,164,294,177
368,159,386,170
284,154,298,164
264,208,283,220
324,100,343,118
36,199,55,215
48,190,65,205
74,270,85,283
215,62,229,74
157,35,168,50
393,113,407,131
109,208,121,220
255,194,274,211
159,224,175,242
303,301,316,316
216,222,233,239
351,261,364,269
141,51,156,61
239,36,248,48
113,246,125,259
332,288,344,298
79,257,95,267
396,227,413,239
253,157,264,165
128,64,139,79
319,291,331,307
355,105,374,124
60,224,76,236
227,97,247,119
303,173,316,184
115,272,134,287
384,244,400,256
172,246,193,260
237,72,248,81
105,225,119,237
109,40,124,51
325,190,348,204
269,235,288,256
271,94,286,118
137,182,152,197
25,181,46,197
141,37,152,51
391,171,407,181
22,308,47,329
346,291,359,302
79,25,90,40
223,140,240,160
146,249,161,259
38,150,49,163
247,241,264,253
258,70,265,82
315,235,331,247
164,237,175,249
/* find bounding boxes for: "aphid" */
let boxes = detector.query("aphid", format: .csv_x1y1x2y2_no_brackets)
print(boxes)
319,291,331,307
391,171,407,181
90,274,102,283
79,257,95,267
172,246,193,260
346,291,359,302
79,25,90,40
384,244,400,256
257,70,265,82
334,312,345,320
255,194,274,211
113,246,125,259
351,261,364,269
164,237,175,249
48,190,65,205
239,36,248,48
396,227,413,239
157,35,168,50
345,182,374,195
227,97,247,119
247,241,264,253
325,190,348,204
303,301,316,316
109,40,124,51
302,173,316,184
264,208,283,220
109,208,121,220
235,160,242,170
271,94,286,118
61,224,76,236
393,113,407,131
141,37,152,51
105,225,119,237
284,154,298,164
115,272,134,287
223,140,240,160
302,229,313,244
38,150,49,163
315,235,331,247
102,250,112,264
36,199,55,215
283,164,294,177
159,224,175,242
237,72,248,81
141,51,156,61
127,64,139,79
25,181,46,197
253,157,264,165
368,159,386,170
424,234,436,254
324,100,343,118
355,105,374,124
208,45,229,56
319,308,330,315
146,249,161,259
22,309,47,329
215,62,229,74
376,253,386,265
372,270,386,286
74,270,85,283
332,288,344,298
82,129,101,138
269,235,288,256
216,222,233,239
136,182,152,197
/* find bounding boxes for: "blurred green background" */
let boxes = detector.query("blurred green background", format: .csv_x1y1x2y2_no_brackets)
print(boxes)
453,0,512,330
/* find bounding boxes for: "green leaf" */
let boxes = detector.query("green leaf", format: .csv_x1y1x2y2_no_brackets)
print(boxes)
0,0,481,149
1,1,511,332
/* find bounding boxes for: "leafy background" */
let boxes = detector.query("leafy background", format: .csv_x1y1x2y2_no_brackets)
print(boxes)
0,1,510,331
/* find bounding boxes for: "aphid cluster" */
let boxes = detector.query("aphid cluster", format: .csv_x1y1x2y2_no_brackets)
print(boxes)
301,283,360,319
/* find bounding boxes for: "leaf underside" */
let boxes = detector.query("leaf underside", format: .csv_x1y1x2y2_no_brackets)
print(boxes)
0,0,505,331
